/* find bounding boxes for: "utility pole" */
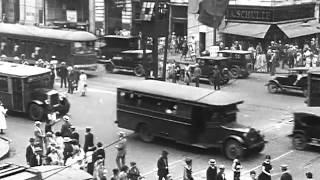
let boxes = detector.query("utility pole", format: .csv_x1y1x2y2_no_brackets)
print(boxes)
43,0,46,25
89,0,96,33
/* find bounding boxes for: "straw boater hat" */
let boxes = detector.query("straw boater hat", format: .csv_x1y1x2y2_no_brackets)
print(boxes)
63,115,70,121
63,137,72,143
208,159,216,165
34,121,41,125
219,165,225,169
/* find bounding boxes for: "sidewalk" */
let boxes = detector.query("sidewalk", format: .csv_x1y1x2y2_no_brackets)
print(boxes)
0,135,10,160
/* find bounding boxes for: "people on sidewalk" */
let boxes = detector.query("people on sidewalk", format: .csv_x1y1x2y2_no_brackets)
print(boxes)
0,102,7,134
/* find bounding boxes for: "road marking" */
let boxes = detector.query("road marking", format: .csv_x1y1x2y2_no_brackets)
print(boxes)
142,159,185,176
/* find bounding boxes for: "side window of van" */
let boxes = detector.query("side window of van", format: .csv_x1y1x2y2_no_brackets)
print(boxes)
0,76,8,92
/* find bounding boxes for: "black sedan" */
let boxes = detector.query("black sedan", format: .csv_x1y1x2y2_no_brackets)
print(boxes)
266,67,309,97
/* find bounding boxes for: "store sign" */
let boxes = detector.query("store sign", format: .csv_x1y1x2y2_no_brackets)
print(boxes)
226,3,315,22
95,0,105,22
66,10,77,23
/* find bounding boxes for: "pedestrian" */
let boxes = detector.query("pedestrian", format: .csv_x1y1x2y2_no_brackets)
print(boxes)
183,158,193,180
58,62,68,88
216,165,226,180
0,101,7,134
212,65,221,90
84,127,94,153
250,170,257,180
270,51,277,76
45,132,56,151
279,165,292,180
26,137,37,167
34,147,43,166
78,70,88,96
157,150,169,180
232,158,242,180
47,145,63,165
181,37,188,61
184,63,191,85
128,161,141,180
44,112,59,134
111,168,120,180
49,66,55,88
305,172,313,180
116,132,127,169
34,121,45,151
70,126,80,141
60,115,72,138
73,68,80,91
67,66,76,94
86,146,96,175
206,159,217,180
257,155,272,180
119,165,129,180
63,137,73,165
93,142,105,163
193,63,201,87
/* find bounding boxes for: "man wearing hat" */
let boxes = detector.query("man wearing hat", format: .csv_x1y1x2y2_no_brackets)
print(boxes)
67,66,76,94
128,162,141,180
157,150,169,180
216,165,226,180
86,146,97,175
26,137,37,167
280,165,292,180
34,121,45,151
84,127,94,153
193,63,202,87
60,115,72,138
70,126,79,141
116,132,127,169
58,62,68,88
63,137,73,165
206,159,217,180
183,158,193,180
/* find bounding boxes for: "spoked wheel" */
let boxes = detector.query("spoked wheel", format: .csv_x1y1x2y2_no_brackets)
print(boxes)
138,124,154,142
105,63,115,73
134,65,145,77
267,82,279,93
224,140,244,160
292,133,307,150
28,103,44,121
230,67,240,79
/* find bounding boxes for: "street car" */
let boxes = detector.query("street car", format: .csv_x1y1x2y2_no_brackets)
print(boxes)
217,50,253,78
292,112,320,150
105,50,153,77
116,80,266,159
266,67,309,96
195,56,231,85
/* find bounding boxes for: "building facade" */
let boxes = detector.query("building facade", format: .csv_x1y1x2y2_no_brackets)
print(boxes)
188,0,320,51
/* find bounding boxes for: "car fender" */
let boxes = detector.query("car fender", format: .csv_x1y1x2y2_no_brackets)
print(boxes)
265,79,281,87
224,135,245,146
231,65,241,70
30,100,44,106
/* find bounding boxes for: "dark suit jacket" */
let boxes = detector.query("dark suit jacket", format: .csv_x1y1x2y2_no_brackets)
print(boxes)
216,171,226,180
71,132,79,141
206,166,217,180
58,66,68,78
93,148,105,162
61,122,72,137
280,172,293,180
84,132,94,152
157,156,169,177
26,145,37,167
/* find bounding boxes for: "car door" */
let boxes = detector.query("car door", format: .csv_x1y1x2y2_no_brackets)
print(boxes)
198,59,211,78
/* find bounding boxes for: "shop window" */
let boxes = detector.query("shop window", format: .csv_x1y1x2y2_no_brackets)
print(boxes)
0,76,8,92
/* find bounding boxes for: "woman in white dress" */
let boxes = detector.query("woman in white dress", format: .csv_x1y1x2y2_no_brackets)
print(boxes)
78,71,87,96
0,102,7,134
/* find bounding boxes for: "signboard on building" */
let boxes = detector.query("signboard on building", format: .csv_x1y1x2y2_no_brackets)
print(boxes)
95,0,105,22
66,10,77,23
25,0,36,23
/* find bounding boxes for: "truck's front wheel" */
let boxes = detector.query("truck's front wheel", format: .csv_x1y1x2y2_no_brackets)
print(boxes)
224,139,244,160
28,103,44,121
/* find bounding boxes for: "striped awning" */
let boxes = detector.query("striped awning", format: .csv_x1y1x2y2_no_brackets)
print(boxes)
220,22,271,39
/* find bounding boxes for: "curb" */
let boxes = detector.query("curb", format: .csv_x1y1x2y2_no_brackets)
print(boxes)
0,135,11,160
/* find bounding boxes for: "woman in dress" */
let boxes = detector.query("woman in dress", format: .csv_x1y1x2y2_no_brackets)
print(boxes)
78,71,87,96
258,155,272,180
232,158,242,180
183,158,193,180
0,102,7,134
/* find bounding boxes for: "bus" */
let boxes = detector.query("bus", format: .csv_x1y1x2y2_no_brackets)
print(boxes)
0,23,98,73
116,80,266,159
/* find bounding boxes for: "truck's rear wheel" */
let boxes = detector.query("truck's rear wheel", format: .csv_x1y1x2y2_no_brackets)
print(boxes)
138,124,154,142
292,133,307,150
28,103,44,121
134,65,145,77
224,139,244,160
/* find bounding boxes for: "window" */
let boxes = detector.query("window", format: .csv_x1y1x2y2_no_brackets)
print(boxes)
0,76,8,92
140,2,155,21
72,41,94,54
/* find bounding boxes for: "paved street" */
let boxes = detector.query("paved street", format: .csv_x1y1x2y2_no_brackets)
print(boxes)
1,70,320,180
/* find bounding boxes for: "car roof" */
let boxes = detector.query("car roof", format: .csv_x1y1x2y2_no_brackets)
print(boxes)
121,50,152,54
103,35,139,39
0,62,50,77
308,67,320,75
196,56,230,60
218,50,252,54
119,80,244,106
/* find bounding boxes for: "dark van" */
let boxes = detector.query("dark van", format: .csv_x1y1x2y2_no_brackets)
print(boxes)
116,80,266,159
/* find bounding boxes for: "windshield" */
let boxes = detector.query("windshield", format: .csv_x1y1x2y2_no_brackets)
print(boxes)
26,75,51,90
209,106,238,123
72,41,95,54
105,37,139,49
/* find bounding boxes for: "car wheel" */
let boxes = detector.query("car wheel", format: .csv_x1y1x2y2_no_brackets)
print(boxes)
138,124,154,142
224,139,244,160
28,103,44,121
105,63,114,73
267,82,279,93
292,133,308,150
230,67,240,79
134,65,145,77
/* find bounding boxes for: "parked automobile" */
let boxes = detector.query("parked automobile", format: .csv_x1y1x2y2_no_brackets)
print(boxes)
266,67,309,96
292,112,320,150
116,80,266,159
218,50,253,78
194,56,231,85
105,50,153,77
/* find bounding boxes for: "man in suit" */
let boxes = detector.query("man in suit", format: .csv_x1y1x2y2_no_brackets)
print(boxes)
60,115,72,138
206,159,217,180
93,142,105,163
70,126,79,141
26,138,37,167
116,132,127,169
280,165,292,180
58,62,68,88
216,165,226,180
84,127,94,153
157,150,169,180
67,66,76,94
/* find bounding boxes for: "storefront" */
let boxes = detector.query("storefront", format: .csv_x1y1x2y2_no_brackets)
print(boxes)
220,3,320,49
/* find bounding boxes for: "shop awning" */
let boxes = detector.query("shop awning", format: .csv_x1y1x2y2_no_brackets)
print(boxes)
277,20,320,38
220,22,271,39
